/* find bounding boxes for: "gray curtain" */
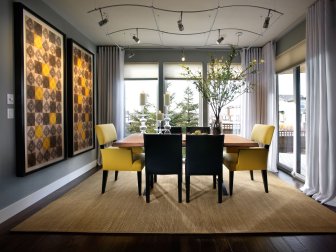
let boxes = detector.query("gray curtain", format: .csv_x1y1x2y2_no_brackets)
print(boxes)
97,46,125,139
301,0,336,206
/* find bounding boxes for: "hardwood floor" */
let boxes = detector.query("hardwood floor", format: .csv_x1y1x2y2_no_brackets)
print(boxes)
1,167,335,252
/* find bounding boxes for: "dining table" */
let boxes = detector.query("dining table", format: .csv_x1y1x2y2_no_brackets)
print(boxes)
114,133,258,149
113,133,259,196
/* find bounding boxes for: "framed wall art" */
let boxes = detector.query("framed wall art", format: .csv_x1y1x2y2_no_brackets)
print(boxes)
14,3,66,176
67,39,95,157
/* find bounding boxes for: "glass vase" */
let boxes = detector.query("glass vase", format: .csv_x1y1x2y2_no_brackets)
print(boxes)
212,117,222,135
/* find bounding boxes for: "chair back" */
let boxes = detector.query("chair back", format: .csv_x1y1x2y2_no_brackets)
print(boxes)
170,126,183,134
159,126,182,134
95,124,118,146
186,126,210,134
250,124,275,147
144,134,182,174
186,134,224,175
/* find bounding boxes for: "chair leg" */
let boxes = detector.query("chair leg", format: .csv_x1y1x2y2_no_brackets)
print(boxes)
154,174,157,183
150,174,154,189
213,175,216,189
178,172,182,203
218,172,223,203
102,170,108,194
115,171,119,181
186,174,190,203
250,170,254,180
146,172,150,203
261,170,269,193
137,171,142,196
229,171,234,196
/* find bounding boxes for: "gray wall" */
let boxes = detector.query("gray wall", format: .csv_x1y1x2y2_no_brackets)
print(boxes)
276,20,306,56
0,0,96,210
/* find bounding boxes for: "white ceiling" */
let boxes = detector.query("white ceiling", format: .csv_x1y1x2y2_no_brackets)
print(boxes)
42,0,315,49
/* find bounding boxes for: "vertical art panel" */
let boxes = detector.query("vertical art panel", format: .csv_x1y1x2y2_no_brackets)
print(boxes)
67,40,94,156
14,3,65,176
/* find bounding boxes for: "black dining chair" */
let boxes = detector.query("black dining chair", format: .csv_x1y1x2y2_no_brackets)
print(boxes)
186,126,210,134
144,134,183,203
185,134,224,203
159,126,183,134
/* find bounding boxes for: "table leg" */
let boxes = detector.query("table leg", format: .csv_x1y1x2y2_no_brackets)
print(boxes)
217,178,228,196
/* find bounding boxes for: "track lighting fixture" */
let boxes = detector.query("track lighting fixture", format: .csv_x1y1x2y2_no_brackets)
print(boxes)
98,9,108,26
132,28,140,43
91,5,284,46
216,29,224,44
181,50,185,62
263,9,271,29
177,12,184,31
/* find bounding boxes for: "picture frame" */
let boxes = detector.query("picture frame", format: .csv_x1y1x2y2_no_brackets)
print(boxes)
67,39,95,156
14,3,66,176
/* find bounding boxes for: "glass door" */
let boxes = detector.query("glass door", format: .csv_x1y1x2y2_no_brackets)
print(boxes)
277,64,306,179
299,64,307,177
277,69,295,172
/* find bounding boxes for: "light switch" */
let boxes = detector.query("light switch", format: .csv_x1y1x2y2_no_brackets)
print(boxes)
7,94,14,105
7,108,14,119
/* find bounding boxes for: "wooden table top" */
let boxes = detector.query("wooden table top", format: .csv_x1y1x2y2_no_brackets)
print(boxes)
114,133,258,148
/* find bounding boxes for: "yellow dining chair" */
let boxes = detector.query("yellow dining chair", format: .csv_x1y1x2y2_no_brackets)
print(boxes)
223,124,275,195
95,124,144,195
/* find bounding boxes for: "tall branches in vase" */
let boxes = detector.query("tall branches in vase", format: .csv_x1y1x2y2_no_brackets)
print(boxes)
182,46,263,134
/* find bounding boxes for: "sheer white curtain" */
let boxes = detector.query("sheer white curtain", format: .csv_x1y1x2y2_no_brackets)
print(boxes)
240,48,262,138
301,0,336,206
240,44,278,172
97,46,125,138
262,42,278,172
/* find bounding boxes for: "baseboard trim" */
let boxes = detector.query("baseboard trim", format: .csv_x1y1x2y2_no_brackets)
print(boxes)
0,160,97,224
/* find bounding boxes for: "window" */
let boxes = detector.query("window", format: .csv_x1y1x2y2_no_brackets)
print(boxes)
124,63,158,135
277,63,306,178
164,63,202,127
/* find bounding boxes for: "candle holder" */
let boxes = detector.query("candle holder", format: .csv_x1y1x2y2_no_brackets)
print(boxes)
155,120,162,134
139,106,147,133
163,105,171,134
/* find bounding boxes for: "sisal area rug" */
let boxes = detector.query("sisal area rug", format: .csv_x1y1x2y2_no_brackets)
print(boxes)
12,169,336,234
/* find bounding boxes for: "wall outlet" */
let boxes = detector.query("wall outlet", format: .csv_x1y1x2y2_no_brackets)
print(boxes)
7,108,14,119
7,94,14,105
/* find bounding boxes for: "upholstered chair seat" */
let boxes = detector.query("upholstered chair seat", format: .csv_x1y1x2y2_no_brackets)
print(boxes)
96,124,144,195
223,124,275,195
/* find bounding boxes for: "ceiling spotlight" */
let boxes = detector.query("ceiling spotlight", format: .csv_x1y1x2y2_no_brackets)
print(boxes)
216,29,224,44
128,51,135,59
177,11,184,31
236,32,243,46
263,9,271,29
132,28,140,44
98,9,108,26
216,37,224,44
181,50,185,62
132,36,140,43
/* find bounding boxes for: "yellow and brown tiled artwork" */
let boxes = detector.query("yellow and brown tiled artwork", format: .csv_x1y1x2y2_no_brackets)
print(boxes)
72,44,93,154
25,13,64,169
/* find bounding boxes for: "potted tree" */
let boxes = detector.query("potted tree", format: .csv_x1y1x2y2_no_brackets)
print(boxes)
182,46,262,134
